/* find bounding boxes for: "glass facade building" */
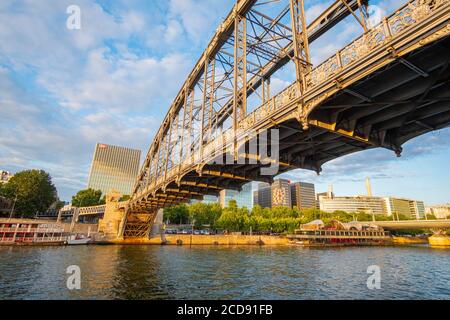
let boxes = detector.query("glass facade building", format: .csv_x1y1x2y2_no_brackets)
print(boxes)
254,180,316,209
87,143,141,196
271,179,291,208
219,183,253,209
290,182,316,209
384,197,425,219
254,182,271,208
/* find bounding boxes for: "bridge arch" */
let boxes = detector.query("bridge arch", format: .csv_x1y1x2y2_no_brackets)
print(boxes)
120,0,450,238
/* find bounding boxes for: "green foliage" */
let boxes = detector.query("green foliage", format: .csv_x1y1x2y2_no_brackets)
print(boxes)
120,195,131,202
216,205,250,231
162,201,425,234
55,200,66,211
1,170,57,218
72,188,103,207
391,229,427,236
164,204,190,225
188,202,222,228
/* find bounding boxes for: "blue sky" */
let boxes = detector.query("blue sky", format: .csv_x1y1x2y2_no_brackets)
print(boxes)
0,0,449,205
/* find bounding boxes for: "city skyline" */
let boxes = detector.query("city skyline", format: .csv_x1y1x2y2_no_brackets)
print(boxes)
1,0,449,204
0,0,449,304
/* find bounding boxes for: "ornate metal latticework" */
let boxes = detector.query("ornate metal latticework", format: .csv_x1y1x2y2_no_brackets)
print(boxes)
121,0,450,238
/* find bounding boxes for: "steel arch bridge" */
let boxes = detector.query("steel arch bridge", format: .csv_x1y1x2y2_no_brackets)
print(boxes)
119,0,450,238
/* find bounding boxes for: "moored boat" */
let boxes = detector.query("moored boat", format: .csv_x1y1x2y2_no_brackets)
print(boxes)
0,221,66,246
392,236,428,245
66,234,92,245
288,220,392,246
428,234,450,247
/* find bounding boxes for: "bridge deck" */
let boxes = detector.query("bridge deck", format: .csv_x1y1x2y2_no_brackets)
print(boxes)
121,0,450,238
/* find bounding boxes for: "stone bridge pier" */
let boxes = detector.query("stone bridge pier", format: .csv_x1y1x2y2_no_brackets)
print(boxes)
98,190,164,241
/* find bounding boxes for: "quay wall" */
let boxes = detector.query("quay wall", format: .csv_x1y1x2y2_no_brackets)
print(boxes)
110,234,290,246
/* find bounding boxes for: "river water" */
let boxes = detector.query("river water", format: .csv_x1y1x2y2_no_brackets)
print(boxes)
0,245,448,300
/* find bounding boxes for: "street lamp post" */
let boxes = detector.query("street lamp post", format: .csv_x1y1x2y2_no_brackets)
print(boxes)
190,218,195,247
8,194,18,222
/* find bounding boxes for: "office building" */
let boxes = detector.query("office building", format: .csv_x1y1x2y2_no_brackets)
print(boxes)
410,200,425,219
319,195,387,215
0,170,13,184
426,204,450,219
383,197,410,217
254,182,272,208
254,180,316,209
271,179,291,207
317,179,426,218
253,191,259,208
384,197,425,219
219,183,253,209
87,143,141,196
316,186,334,209
253,179,291,208
290,182,316,209
189,195,219,205
318,178,386,214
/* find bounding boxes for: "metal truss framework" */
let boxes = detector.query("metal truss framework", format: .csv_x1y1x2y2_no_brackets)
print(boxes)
121,0,450,238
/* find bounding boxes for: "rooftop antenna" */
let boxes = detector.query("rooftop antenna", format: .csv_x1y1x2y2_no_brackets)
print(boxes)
328,185,334,198
366,177,373,197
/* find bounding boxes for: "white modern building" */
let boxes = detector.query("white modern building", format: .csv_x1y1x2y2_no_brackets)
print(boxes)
384,197,425,219
426,204,450,219
0,170,13,184
317,178,425,218
319,195,387,215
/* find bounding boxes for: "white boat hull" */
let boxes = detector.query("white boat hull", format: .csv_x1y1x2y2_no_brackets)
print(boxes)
67,237,91,245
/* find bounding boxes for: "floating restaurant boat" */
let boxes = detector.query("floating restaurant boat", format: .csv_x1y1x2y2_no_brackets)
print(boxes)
0,221,66,245
392,236,428,245
288,220,392,246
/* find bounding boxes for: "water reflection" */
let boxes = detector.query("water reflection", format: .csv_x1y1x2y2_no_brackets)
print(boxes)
0,245,448,300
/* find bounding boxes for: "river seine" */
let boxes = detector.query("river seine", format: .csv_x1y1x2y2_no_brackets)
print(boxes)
0,245,448,300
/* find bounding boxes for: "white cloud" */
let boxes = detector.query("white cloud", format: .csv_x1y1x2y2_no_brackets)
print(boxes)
168,0,233,42
1,0,448,203
0,1,193,199
39,48,191,114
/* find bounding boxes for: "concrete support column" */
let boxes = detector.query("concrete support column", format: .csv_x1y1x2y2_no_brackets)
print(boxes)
150,209,165,240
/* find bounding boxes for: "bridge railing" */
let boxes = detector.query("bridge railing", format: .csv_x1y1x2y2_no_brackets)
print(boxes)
306,0,448,91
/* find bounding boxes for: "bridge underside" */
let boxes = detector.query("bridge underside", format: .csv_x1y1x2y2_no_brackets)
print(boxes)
296,34,450,169
128,35,450,217
184,35,450,191
122,1,450,239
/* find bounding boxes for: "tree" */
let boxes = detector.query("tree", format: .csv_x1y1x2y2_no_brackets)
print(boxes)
1,170,57,218
164,204,190,225
120,195,131,202
55,200,66,211
216,203,250,232
72,188,103,207
188,202,223,228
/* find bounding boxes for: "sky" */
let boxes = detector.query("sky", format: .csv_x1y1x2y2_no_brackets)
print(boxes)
0,0,449,205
